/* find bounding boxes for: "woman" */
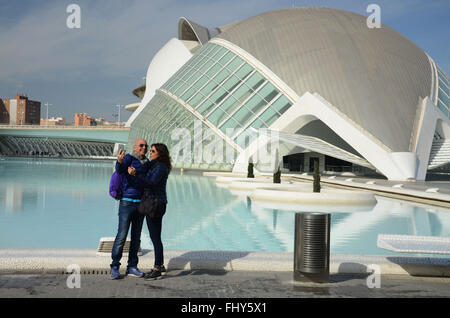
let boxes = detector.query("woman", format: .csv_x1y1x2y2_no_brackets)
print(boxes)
134,143,171,280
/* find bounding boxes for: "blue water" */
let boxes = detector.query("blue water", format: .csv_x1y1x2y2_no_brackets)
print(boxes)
1,157,450,257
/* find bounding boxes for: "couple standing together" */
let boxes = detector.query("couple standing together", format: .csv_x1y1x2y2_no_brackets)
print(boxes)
110,138,171,280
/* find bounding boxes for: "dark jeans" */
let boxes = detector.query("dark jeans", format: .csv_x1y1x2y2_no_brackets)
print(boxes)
111,200,145,269
146,204,166,267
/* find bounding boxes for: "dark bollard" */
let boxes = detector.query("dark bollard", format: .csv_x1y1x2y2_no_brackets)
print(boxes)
294,212,330,283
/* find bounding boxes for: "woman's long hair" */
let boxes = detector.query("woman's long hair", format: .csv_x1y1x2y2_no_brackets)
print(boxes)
152,143,172,173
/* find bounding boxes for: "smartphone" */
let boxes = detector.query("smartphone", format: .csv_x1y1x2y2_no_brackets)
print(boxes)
115,143,126,156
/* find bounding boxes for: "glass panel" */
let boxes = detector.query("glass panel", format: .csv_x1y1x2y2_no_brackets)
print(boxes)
174,82,191,96
439,78,449,96
207,107,229,126
212,68,231,85
204,44,221,57
437,67,448,83
207,45,225,59
197,58,215,75
180,67,197,83
271,95,292,114
257,107,278,127
196,43,212,56
257,82,279,102
234,63,253,80
180,87,197,102
168,79,185,94
208,87,228,105
221,75,241,93
234,128,258,149
182,67,202,88
217,94,242,115
199,81,219,99
224,56,243,73
197,99,215,114
439,89,450,107
205,63,222,79
161,77,173,90
191,75,209,91
243,94,266,115
231,103,256,126
229,81,255,105
189,92,207,108
437,100,449,116
245,72,265,91
186,53,204,69
217,51,234,66
249,117,268,129
219,117,241,133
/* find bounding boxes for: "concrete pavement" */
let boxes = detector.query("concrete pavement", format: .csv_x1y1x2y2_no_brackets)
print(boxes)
0,270,449,298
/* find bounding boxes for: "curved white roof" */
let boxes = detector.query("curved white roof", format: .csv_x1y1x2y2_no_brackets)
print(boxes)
216,7,433,152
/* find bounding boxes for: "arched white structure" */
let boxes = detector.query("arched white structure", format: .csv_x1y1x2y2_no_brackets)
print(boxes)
127,8,450,180
126,38,193,127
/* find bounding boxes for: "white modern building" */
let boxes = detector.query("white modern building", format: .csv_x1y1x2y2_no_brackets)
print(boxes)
126,7,450,181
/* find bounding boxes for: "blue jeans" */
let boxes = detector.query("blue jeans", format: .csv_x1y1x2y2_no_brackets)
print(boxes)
146,204,166,267
111,200,145,268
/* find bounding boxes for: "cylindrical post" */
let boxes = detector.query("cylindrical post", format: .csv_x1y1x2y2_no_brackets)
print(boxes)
294,212,330,283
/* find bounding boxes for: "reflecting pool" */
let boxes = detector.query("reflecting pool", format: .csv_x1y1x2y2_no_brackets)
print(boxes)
1,157,449,257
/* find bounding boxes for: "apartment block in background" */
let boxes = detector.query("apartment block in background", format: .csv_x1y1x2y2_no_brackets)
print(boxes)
0,94,41,125
74,113,95,126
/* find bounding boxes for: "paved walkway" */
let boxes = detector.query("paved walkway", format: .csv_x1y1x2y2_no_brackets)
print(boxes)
1,270,449,298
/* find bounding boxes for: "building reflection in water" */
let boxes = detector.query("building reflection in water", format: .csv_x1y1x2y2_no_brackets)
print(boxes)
0,184,39,214
247,194,450,254
1,157,449,254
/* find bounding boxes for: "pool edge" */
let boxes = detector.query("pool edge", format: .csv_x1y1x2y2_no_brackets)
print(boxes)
0,249,449,277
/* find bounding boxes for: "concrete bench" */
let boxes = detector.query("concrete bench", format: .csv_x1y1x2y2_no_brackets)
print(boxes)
377,234,450,255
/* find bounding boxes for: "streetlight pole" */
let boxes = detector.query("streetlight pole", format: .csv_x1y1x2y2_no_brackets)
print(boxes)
44,102,52,126
115,104,123,127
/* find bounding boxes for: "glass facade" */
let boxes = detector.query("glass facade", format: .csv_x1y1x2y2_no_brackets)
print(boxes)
436,65,450,118
129,42,295,170
161,42,293,149
127,91,233,170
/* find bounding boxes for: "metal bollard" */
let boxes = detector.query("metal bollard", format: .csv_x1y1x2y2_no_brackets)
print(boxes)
294,212,330,283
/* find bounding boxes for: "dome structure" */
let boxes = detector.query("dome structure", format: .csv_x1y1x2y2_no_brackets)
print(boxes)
217,7,432,152
126,7,450,181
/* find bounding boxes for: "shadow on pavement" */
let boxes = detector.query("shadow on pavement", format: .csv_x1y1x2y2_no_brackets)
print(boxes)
167,250,250,273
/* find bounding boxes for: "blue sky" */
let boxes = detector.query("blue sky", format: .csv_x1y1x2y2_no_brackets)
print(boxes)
0,0,449,122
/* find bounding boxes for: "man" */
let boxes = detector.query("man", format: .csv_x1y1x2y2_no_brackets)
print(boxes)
110,139,149,279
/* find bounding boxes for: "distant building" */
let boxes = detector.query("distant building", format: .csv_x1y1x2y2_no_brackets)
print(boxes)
0,94,41,125
74,113,121,127
40,117,67,126
74,113,96,126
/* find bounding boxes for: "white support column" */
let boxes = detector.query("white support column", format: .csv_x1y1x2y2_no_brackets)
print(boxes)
412,97,450,179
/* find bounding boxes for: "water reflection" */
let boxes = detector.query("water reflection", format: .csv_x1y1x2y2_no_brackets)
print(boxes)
247,194,450,255
0,157,449,255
